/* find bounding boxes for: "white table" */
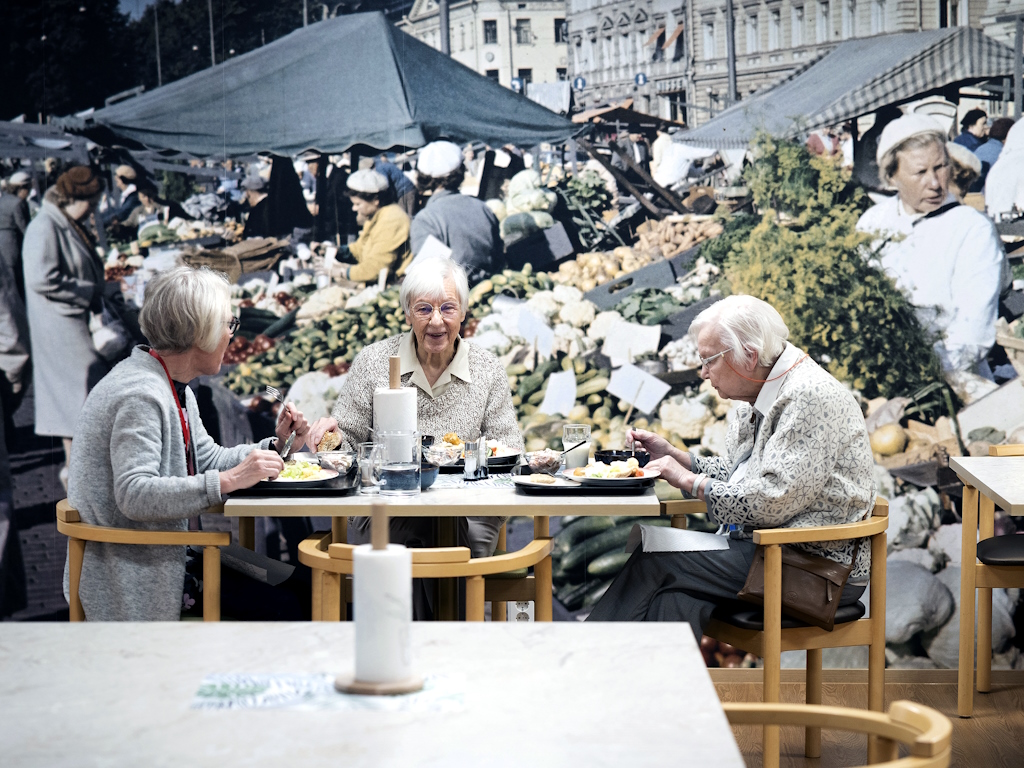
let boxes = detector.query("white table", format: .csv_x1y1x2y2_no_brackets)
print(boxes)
948,456,1024,716
0,622,744,768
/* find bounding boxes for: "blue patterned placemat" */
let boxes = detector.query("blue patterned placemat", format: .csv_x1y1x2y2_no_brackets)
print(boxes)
191,673,464,712
432,473,513,489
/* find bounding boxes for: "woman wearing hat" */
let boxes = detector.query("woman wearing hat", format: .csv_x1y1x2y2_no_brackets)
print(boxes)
0,171,31,300
410,140,504,286
100,164,139,228
22,166,117,487
856,114,1005,374
336,169,411,282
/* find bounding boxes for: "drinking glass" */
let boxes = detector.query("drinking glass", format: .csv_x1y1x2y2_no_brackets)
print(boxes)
562,424,592,470
376,430,421,497
357,442,383,495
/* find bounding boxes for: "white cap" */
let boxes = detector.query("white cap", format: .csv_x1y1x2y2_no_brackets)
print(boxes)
346,169,389,194
876,114,946,164
946,141,982,174
417,141,463,178
7,171,30,186
241,175,266,191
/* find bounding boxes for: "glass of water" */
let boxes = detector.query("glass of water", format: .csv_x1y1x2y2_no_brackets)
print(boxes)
357,442,383,495
562,423,592,470
376,430,421,497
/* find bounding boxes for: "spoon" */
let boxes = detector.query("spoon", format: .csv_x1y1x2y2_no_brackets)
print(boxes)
560,439,589,457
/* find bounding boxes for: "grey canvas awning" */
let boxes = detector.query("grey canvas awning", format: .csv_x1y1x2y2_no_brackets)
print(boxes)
678,27,1016,148
56,12,584,157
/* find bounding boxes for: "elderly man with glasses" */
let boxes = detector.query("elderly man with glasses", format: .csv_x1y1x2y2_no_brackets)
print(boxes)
588,295,875,639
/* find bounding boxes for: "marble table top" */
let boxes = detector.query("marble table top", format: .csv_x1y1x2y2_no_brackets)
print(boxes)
949,456,1024,514
224,485,662,518
0,622,743,768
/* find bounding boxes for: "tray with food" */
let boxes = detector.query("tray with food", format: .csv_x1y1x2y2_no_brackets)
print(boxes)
232,454,359,496
511,465,657,495
564,457,660,487
425,433,521,473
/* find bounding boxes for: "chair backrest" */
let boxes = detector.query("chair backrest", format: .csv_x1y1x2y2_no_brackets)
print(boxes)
723,700,951,767
328,542,472,564
989,444,1024,457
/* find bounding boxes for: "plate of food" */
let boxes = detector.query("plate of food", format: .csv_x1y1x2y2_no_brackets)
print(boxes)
260,458,339,487
565,458,659,487
511,473,582,489
431,433,521,471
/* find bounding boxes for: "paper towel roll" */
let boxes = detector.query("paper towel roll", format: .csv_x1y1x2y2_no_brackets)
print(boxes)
373,387,417,435
353,543,414,683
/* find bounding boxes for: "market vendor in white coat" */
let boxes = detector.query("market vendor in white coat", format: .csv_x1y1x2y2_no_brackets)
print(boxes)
856,113,1006,374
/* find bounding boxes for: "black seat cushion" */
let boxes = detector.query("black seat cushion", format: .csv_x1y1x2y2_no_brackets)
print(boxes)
977,534,1024,566
710,600,866,631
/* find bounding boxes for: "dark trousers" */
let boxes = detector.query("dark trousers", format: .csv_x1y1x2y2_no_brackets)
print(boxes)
587,539,865,644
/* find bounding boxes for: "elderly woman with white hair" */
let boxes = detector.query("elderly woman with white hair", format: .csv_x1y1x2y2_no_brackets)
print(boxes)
64,265,310,621
308,256,522,565
588,295,875,634
856,113,1006,374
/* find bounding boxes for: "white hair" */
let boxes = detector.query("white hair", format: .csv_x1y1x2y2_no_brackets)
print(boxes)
688,294,789,367
400,257,469,315
139,265,232,354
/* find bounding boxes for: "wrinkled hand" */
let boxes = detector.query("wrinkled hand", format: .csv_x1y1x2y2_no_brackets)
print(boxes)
645,456,696,492
276,402,310,446
307,417,340,452
629,429,679,463
220,449,285,494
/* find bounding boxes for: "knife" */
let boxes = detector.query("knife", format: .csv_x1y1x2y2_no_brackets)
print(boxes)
277,431,297,460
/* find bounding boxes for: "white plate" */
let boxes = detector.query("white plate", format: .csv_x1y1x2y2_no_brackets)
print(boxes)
511,475,582,489
268,467,339,485
568,469,660,487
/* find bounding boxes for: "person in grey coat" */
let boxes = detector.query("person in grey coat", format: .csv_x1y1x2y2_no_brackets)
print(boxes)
64,265,310,621
22,166,111,489
410,141,504,286
0,171,31,300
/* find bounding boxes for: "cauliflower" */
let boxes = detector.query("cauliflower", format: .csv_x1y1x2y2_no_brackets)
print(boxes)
658,396,714,440
528,211,555,229
700,419,730,456
471,330,513,356
587,310,625,341
551,323,584,356
558,298,597,328
551,284,583,305
524,291,560,320
500,211,539,240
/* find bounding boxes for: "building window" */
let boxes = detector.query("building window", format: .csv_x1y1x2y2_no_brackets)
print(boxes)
557,67,568,80
459,23,466,51
555,18,567,43
703,20,717,59
486,69,500,82
483,20,498,44
768,8,781,50
816,0,830,42
792,5,805,46
745,12,759,54
841,0,855,38
871,0,885,33
515,19,532,45
518,68,533,84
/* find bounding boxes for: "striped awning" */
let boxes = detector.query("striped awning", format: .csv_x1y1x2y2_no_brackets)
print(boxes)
676,27,1016,148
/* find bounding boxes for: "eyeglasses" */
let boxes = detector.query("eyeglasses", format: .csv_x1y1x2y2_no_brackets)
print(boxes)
227,316,241,334
698,349,729,368
411,301,461,320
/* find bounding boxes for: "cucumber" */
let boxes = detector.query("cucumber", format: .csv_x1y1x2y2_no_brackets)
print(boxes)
560,519,669,572
582,578,614,609
587,551,631,578
262,308,299,338
552,516,616,556
556,580,592,611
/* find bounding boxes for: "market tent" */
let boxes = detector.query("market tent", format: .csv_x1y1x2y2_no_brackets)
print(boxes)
573,99,684,132
677,27,1016,148
56,12,584,157
0,120,92,163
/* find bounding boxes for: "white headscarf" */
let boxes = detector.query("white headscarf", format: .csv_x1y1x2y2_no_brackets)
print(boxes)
986,119,1024,217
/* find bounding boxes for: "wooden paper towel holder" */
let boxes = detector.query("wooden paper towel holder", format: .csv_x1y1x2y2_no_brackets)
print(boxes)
335,502,425,696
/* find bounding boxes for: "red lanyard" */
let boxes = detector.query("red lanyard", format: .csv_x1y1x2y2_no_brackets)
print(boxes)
148,349,192,472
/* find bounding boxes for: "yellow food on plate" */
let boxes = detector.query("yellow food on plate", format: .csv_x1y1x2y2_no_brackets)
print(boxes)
277,459,331,481
528,473,557,485
570,458,642,479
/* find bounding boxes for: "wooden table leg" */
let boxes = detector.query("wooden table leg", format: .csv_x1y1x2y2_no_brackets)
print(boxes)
763,544,782,768
533,515,552,622
978,493,995,694
321,572,342,622
332,516,347,545
237,517,255,550
958,485,979,718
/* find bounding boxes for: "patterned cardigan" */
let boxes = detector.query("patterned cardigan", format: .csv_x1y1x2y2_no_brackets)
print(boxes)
691,354,876,582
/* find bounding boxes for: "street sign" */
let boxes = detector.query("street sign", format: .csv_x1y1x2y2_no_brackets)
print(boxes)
572,77,586,90
635,73,648,86
511,77,524,93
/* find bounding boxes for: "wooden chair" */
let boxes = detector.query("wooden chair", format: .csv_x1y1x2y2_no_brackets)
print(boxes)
298,527,553,622
665,498,889,768
723,700,951,768
958,444,1024,717
56,499,229,621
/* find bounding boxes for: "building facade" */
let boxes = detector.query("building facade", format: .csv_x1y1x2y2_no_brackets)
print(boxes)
566,0,1000,126
398,0,570,89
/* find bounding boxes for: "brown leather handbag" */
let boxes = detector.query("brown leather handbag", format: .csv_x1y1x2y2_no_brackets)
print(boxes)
737,541,863,631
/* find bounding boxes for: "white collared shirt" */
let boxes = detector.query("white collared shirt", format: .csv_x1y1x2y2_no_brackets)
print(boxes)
398,332,472,400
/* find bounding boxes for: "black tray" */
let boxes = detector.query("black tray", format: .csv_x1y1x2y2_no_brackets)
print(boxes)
511,466,656,496
231,469,360,497
439,455,521,474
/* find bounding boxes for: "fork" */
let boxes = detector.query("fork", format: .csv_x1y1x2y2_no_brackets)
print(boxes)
265,385,285,404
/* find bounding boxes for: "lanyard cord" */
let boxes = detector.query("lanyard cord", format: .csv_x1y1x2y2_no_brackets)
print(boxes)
148,349,193,473
723,354,809,383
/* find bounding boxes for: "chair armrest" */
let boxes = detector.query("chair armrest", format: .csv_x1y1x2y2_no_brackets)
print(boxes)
56,519,229,547
990,444,1024,457
327,542,472,564
752,516,887,545
661,499,707,516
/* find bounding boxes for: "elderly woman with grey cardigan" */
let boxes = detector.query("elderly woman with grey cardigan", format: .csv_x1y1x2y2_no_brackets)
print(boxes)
64,266,309,621
588,296,875,639
308,256,522,566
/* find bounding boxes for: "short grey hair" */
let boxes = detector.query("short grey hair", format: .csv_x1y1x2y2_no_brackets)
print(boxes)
879,131,947,187
139,265,232,354
400,257,469,315
689,294,789,367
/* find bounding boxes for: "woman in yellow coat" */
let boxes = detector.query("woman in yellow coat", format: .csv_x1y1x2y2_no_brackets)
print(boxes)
338,169,412,282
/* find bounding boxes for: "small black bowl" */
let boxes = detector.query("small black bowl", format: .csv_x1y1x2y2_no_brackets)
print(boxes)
595,450,651,467
421,462,439,489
